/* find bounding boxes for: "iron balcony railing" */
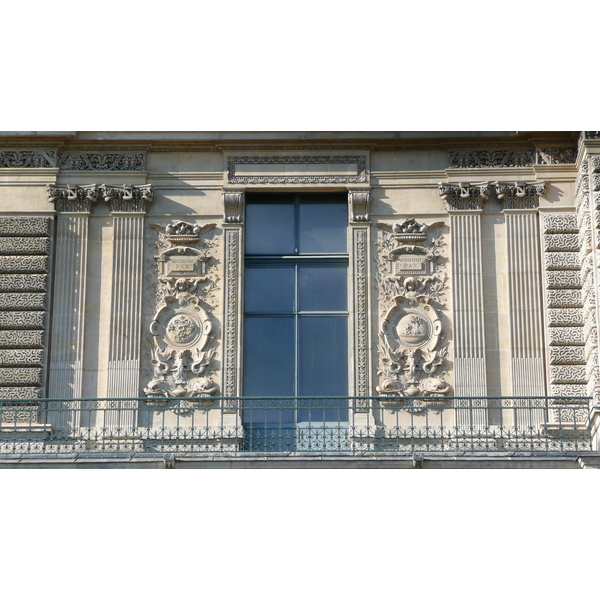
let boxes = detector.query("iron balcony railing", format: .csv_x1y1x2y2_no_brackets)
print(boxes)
0,396,593,456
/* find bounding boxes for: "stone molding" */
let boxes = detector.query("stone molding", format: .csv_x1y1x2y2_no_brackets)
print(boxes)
223,190,245,223
0,150,57,168
348,189,371,222
438,182,490,211
227,155,368,185
48,184,98,213
101,184,153,213
496,181,546,210
222,227,241,401
58,152,145,171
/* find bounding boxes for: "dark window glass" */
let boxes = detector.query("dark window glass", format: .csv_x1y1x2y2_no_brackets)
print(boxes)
245,201,295,255
298,265,347,312
245,266,295,314
298,201,347,253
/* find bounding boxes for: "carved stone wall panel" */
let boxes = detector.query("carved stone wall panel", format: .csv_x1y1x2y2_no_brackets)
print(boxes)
549,346,585,365
449,149,534,168
0,218,51,237
549,365,587,384
536,147,577,165
0,274,47,292
543,234,579,253
546,271,581,289
0,238,49,255
548,327,585,345
223,227,241,400
544,252,581,270
0,367,43,387
58,152,145,171
547,308,585,327
0,293,46,311
0,255,48,274
546,289,583,308
0,349,43,366
550,384,588,397
0,150,56,168
0,330,44,349
0,387,41,400
0,311,45,330
542,214,578,234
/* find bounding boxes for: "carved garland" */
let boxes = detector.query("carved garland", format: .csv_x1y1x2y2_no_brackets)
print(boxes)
376,218,450,407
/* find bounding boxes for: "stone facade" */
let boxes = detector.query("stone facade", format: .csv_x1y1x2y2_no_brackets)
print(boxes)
1,130,599,466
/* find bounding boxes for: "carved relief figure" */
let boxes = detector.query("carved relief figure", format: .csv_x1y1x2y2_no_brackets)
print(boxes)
144,221,220,400
376,219,451,405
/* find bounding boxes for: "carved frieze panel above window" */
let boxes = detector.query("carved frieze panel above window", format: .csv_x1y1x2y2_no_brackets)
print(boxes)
536,147,577,165
48,184,98,213
438,182,490,211
227,155,368,185
376,219,450,407
145,222,220,401
58,152,145,171
100,184,153,213
0,150,57,168
496,181,546,210
449,149,534,168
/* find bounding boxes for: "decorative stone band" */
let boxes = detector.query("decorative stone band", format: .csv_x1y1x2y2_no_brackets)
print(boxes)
223,190,245,223
100,184,153,213
348,189,371,222
448,147,577,168
438,182,490,211
0,150,57,168
496,181,546,210
48,184,98,213
58,152,145,171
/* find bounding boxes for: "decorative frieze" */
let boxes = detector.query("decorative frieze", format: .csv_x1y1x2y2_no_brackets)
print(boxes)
544,252,581,271
438,182,490,211
536,147,578,165
542,214,578,234
101,184,153,213
549,346,585,365
0,330,44,349
376,219,450,405
348,189,371,222
0,150,57,168
0,217,51,237
0,256,48,274
0,238,49,255
48,184,97,213
227,155,368,185
0,311,45,330
449,149,534,168
0,349,43,366
58,152,145,171
0,293,46,310
223,190,245,223
0,367,43,387
144,221,220,400
496,181,546,210
0,274,47,292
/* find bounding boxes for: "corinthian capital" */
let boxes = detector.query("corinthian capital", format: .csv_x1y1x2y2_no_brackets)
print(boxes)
438,182,490,211
100,184,153,213
47,184,98,213
495,181,546,210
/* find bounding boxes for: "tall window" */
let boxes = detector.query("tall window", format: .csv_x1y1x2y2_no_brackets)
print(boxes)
243,193,349,448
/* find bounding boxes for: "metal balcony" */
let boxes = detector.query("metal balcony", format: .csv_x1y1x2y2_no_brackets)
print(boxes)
0,396,593,458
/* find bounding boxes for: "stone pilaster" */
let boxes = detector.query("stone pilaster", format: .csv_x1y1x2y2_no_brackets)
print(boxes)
498,182,547,426
47,185,97,430
440,182,490,427
102,184,152,429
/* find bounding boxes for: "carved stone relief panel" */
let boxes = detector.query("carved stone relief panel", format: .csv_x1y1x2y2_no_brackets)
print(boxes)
375,219,450,406
145,221,220,401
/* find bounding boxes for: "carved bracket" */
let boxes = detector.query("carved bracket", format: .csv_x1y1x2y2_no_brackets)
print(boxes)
348,188,371,222
223,190,245,223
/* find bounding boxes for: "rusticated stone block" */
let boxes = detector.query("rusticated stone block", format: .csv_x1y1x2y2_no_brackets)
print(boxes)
0,367,42,386
549,384,588,397
544,252,581,270
0,330,44,349
0,293,46,310
0,256,48,274
0,387,41,400
546,289,582,308
0,237,50,255
0,311,45,330
542,214,578,233
546,270,581,289
585,335,598,361
543,233,579,252
0,217,51,237
547,308,584,327
549,346,585,365
549,365,587,384
548,327,585,345
0,349,43,366
0,274,47,292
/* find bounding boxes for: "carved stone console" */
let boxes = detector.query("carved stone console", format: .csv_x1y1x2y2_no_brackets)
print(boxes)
145,222,220,400
376,219,450,408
